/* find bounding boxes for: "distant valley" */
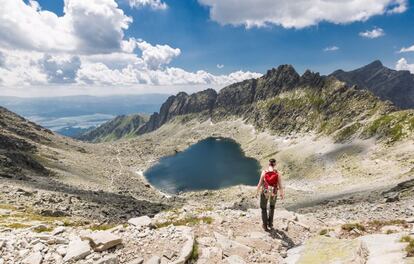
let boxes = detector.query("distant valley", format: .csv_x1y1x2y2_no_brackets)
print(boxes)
0,94,169,137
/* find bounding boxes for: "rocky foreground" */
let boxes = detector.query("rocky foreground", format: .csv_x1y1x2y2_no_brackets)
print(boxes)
1,177,414,264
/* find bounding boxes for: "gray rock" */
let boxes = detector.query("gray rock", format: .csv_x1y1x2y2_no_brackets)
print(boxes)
63,239,91,262
22,251,43,264
128,216,152,228
52,227,66,236
384,192,400,203
56,246,67,256
81,231,122,252
171,232,194,264
214,232,251,259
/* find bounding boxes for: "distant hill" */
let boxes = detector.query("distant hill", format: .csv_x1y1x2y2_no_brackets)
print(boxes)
330,60,414,109
77,114,149,142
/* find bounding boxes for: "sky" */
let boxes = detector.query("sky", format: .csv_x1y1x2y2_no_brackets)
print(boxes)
0,0,414,97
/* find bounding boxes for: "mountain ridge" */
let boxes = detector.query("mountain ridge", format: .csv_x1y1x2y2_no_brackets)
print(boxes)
330,60,414,109
136,64,413,143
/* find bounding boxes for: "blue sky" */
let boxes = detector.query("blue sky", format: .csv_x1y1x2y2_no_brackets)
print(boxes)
1,0,414,96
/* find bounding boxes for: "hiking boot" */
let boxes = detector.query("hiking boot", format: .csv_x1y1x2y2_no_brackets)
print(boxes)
261,209,268,227
262,224,269,232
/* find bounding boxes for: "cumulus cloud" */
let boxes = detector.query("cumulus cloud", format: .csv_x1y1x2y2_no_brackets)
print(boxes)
217,64,224,69
399,45,414,53
0,49,47,86
0,0,262,95
324,46,339,52
40,55,81,84
396,58,414,73
198,0,407,29
359,27,385,39
0,0,132,54
136,41,181,70
128,0,167,10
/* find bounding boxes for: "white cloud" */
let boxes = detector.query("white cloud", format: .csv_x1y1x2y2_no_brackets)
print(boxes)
217,64,224,69
128,0,167,10
359,27,385,39
40,54,81,83
399,45,414,53
396,58,414,73
324,46,339,52
0,0,132,54
0,0,262,96
198,0,407,29
136,41,181,70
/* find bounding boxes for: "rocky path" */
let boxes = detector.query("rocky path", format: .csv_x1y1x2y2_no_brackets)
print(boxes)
1,182,414,264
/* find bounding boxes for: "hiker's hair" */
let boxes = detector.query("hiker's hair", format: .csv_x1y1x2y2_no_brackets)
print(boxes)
269,158,276,163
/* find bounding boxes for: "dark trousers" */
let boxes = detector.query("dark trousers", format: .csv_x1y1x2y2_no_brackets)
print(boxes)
260,192,277,227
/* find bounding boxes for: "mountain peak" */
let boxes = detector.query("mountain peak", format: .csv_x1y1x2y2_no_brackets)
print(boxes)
364,60,384,70
265,64,298,79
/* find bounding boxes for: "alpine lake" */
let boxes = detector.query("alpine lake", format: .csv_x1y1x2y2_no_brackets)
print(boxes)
144,137,261,194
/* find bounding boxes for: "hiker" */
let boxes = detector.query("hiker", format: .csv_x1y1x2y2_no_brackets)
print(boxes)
256,158,284,231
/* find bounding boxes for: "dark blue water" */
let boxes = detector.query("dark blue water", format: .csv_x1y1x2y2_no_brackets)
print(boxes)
144,137,261,194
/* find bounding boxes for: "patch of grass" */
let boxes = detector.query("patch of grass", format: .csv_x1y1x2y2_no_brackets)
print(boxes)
341,223,365,232
189,240,199,262
334,122,362,142
367,219,408,230
33,226,53,233
319,229,334,236
154,216,213,229
364,111,414,142
63,220,86,227
0,204,16,210
6,223,31,229
89,224,117,231
400,236,412,243
385,229,395,234
406,240,414,257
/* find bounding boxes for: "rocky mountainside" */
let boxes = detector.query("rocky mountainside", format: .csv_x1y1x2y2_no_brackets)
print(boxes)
138,65,414,143
331,60,414,109
0,106,53,179
77,114,149,142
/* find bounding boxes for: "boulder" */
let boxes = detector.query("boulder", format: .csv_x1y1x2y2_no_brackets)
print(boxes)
171,232,194,264
40,209,69,217
214,232,251,259
128,216,152,228
357,233,407,264
22,252,43,264
285,236,368,264
198,247,223,264
81,231,122,252
52,226,66,236
63,239,91,262
384,192,400,203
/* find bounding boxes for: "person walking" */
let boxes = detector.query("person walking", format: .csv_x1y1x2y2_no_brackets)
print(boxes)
256,158,284,231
